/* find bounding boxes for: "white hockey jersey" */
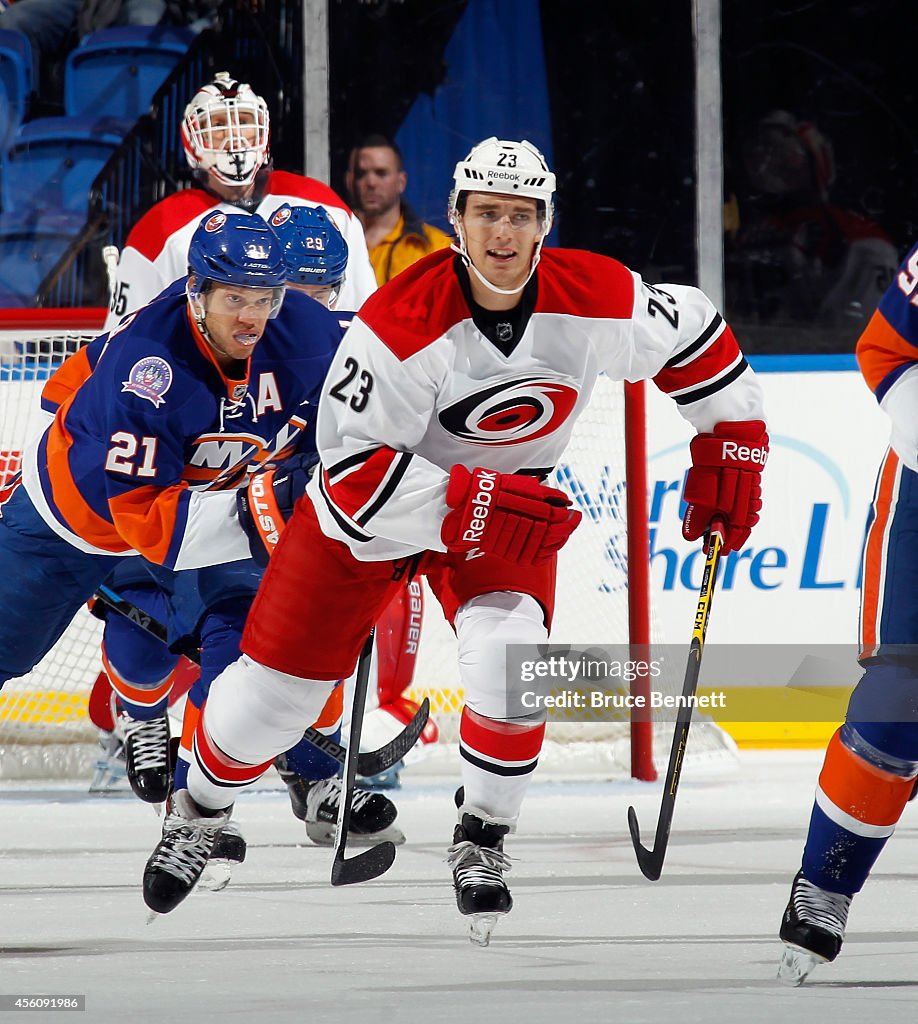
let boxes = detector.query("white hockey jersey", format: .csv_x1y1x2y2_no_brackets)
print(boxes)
105,170,377,330
308,247,765,561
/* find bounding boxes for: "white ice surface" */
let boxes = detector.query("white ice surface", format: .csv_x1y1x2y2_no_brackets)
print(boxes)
2,750,918,1023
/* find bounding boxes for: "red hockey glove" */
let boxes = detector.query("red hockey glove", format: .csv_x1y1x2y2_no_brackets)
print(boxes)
681,420,768,554
236,460,312,566
441,466,582,566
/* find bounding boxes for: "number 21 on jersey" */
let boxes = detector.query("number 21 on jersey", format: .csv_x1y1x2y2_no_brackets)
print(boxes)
106,432,158,477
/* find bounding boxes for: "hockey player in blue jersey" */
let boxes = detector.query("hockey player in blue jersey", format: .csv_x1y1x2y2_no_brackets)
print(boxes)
70,209,404,880
0,213,338,757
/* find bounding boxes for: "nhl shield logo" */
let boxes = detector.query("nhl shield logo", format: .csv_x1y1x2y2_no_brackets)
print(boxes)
122,356,173,407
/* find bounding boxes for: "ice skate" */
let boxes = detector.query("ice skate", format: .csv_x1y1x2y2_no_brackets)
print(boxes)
358,759,404,791
275,761,404,846
143,790,232,915
447,809,513,947
197,821,247,892
121,710,171,804
777,870,851,986
88,728,128,794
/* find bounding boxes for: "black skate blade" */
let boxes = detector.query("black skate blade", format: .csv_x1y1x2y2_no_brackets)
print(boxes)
356,698,430,777
627,806,662,881
331,840,396,886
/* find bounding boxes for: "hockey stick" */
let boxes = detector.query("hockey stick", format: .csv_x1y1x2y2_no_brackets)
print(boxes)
102,245,119,300
331,628,397,885
92,584,429,777
626,521,725,881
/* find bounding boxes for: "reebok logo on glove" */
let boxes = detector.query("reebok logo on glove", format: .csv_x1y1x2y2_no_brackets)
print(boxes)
461,469,498,543
720,441,768,465
442,465,582,566
682,419,768,554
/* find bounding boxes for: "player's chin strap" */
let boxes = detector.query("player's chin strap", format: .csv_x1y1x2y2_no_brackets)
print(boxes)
449,227,547,298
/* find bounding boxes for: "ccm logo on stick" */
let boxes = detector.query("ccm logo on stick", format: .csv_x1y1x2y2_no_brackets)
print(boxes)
721,441,767,465
462,470,498,543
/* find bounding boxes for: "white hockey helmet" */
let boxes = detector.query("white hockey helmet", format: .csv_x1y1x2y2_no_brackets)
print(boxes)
449,137,556,297
181,72,270,187
449,137,555,234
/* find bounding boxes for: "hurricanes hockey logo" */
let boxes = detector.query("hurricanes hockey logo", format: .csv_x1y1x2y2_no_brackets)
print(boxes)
122,356,173,407
438,377,579,446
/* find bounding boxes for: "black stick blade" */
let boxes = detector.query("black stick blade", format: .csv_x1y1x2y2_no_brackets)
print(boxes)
331,840,397,886
627,806,662,881
355,697,430,777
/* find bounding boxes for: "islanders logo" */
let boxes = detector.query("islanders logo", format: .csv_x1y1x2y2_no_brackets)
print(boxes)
204,212,227,233
122,356,173,407
271,207,292,227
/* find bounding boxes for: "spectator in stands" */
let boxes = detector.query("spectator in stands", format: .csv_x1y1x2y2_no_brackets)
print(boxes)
725,109,898,342
345,133,452,285
105,71,376,328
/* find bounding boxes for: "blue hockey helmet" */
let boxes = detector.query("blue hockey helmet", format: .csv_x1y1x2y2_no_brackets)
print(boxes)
187,211,287,318
267,204,349,287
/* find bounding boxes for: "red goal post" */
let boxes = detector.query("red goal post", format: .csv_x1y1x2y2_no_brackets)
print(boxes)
0,308,659,781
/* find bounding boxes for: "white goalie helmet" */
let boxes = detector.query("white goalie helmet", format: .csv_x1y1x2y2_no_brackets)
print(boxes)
181,72,270,187
449,137,555,234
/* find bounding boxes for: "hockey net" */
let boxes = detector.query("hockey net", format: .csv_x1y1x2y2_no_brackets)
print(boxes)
0,310,108,779
0,310,734,782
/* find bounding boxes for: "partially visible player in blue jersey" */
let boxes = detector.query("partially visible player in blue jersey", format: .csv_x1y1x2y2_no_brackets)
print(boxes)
0,211,338,648
778,240,918,985
0,213,337,794
0,212,333,673
76,207,404,885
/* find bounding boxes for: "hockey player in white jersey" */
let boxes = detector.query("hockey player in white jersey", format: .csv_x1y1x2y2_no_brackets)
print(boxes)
104,72,376,330
145,137,769,943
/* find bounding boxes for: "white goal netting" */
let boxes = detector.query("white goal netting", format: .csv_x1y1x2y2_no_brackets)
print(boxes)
0,316,106,778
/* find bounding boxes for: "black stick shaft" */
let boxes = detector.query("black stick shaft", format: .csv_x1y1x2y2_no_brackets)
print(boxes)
331,628,396,885
627,525,724,880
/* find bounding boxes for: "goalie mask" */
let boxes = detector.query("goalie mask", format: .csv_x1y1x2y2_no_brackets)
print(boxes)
181,72,270,188
186,212,286,324
448,137,556,296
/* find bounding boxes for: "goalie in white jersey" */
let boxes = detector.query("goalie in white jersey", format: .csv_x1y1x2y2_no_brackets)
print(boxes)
146,137,770,942
104,72,376,331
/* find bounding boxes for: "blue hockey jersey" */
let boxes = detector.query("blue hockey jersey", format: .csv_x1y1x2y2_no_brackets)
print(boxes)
22,287,342,570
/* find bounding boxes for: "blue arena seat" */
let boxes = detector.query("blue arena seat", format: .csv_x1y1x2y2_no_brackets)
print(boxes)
65,25,195,120
1,117,131,217
0,28,34,149
0,212,85,306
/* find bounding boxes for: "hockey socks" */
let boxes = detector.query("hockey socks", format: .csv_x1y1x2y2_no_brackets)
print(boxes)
458,706,544,820
801,725,916,895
